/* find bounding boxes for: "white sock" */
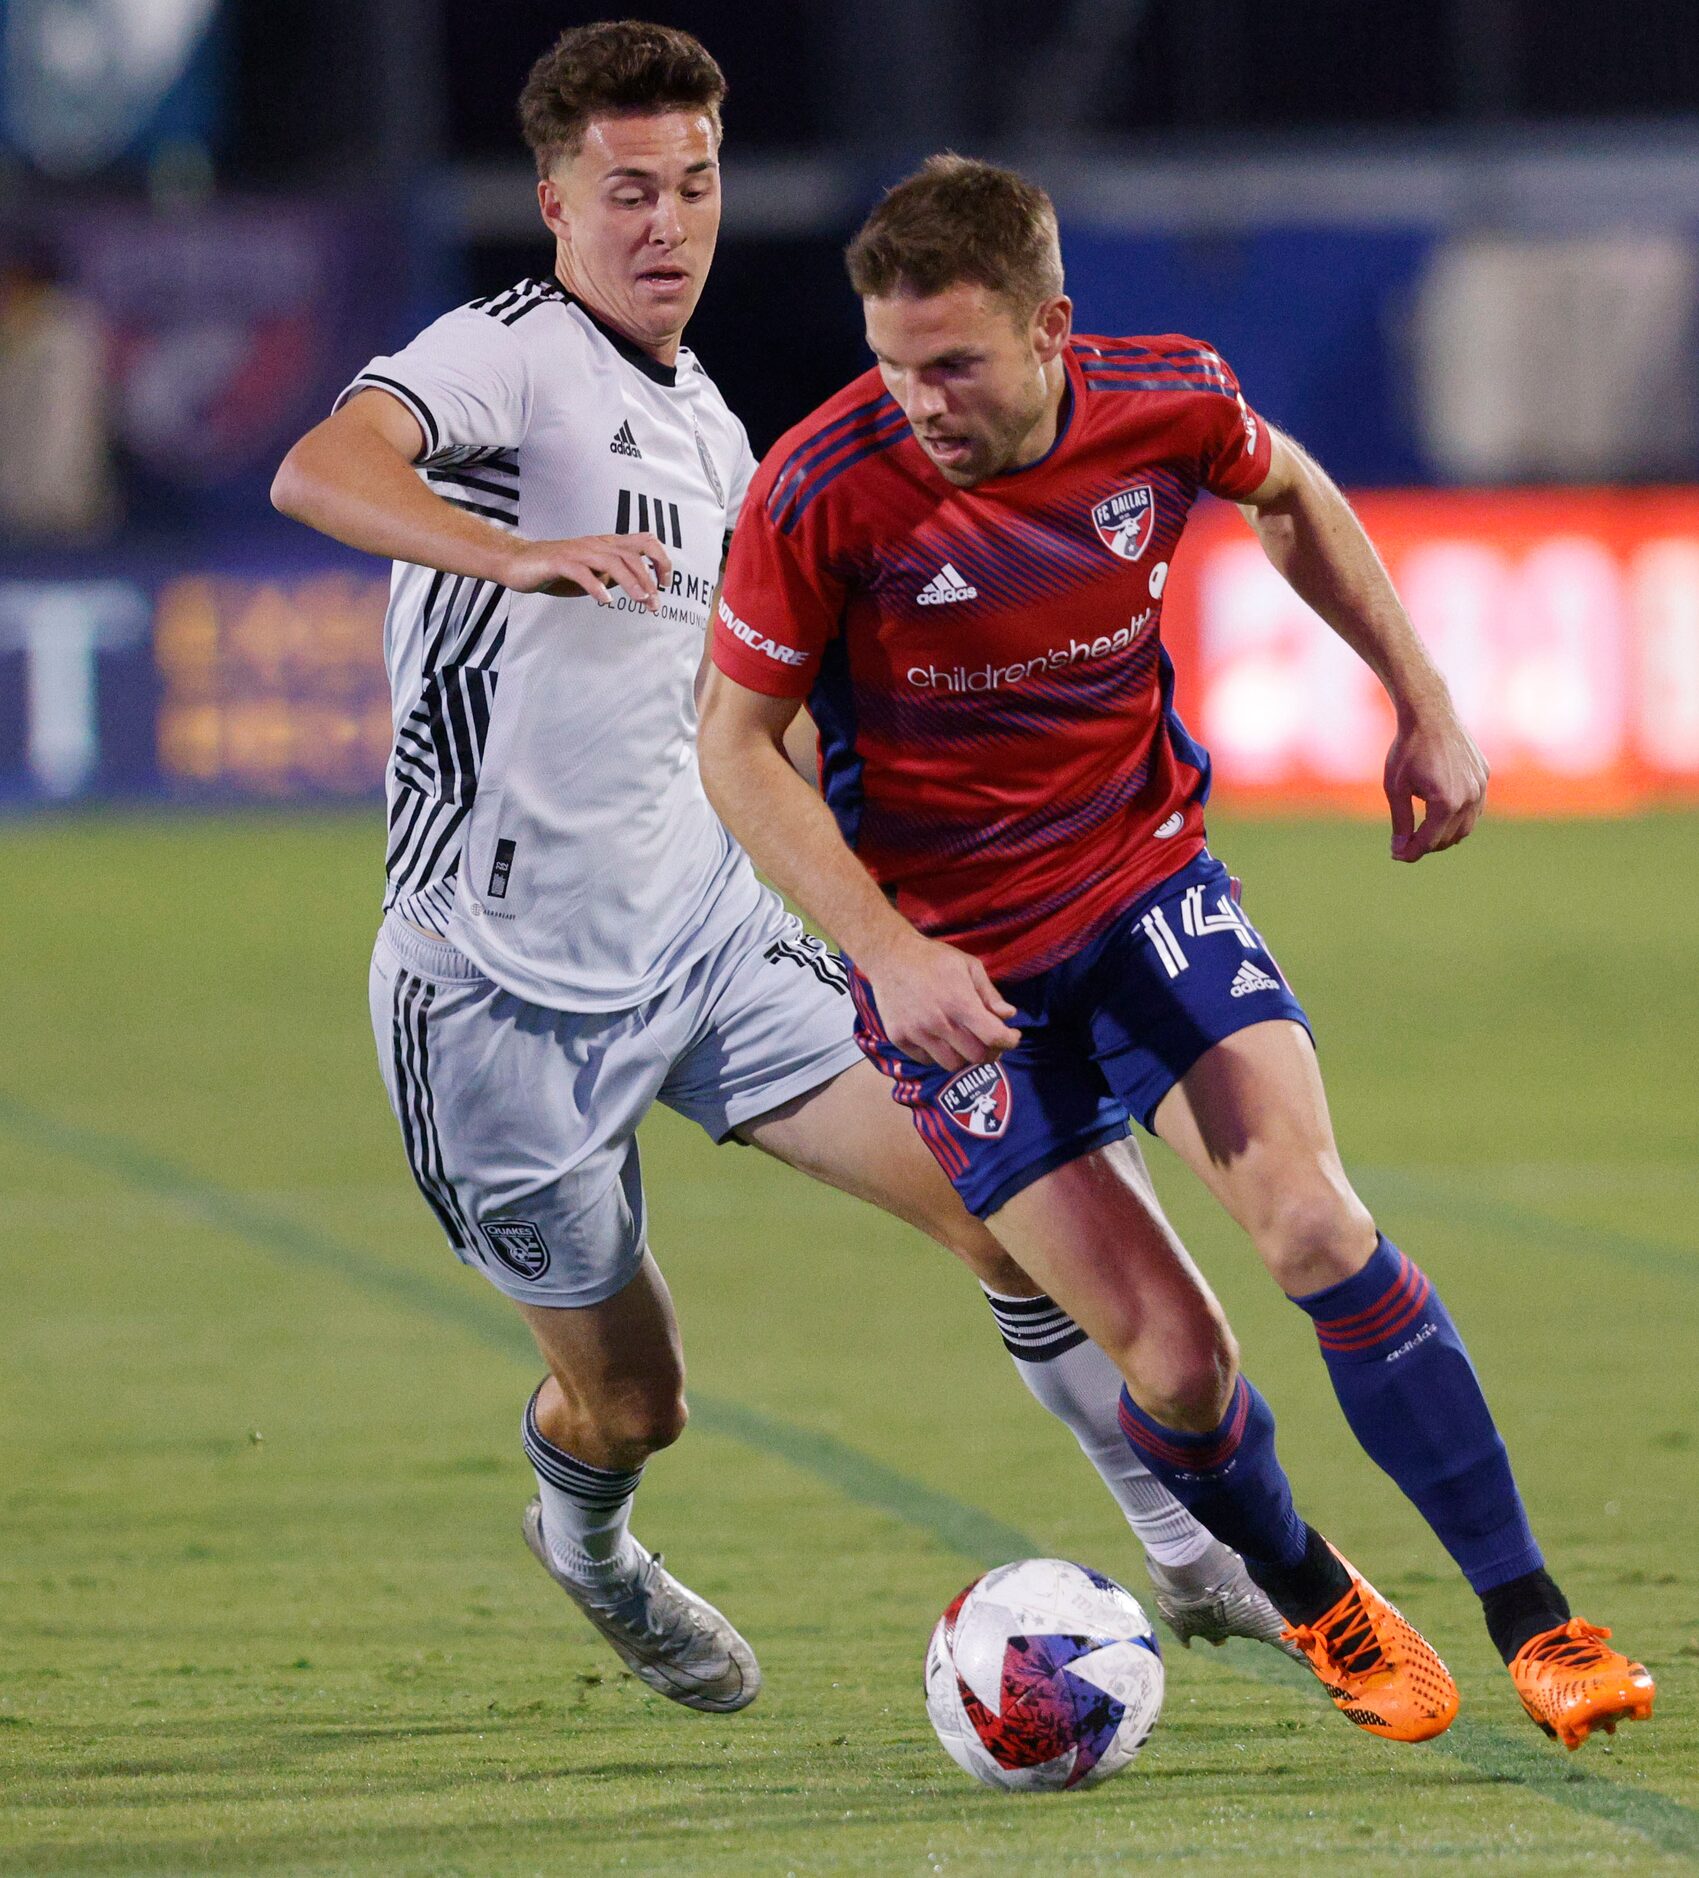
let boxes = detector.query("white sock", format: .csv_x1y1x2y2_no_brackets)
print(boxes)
522,1382,642,1586
983,1289,1215,1569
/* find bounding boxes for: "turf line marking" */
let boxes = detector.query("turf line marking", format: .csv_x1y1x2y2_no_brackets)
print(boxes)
1355,1166,1698,1287
1207,1640,1699,1862
4,1090,1693,1859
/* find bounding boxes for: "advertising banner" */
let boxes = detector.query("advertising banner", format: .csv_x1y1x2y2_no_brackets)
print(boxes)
0,551,391,803
2,490,1697,812
1159,489,1699,815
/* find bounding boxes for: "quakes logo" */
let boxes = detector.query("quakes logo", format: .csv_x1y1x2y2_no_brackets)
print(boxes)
940,1062,1013,1138
1091,485,1156,562
482,1218,551,1281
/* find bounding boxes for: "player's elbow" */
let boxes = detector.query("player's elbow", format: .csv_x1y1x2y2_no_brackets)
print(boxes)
269,441,316,524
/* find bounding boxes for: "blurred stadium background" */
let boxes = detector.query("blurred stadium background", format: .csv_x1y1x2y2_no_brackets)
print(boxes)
4,0,1699,811
4,4,1697,1871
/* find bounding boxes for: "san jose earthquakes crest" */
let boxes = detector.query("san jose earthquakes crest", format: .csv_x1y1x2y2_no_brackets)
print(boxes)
482,1218,551,1281
1092,485,1156,561
940,1062,1013,1138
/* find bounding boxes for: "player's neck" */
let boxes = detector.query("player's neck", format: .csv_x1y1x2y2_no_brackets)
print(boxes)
1002,357,1069,475
552,260,684,369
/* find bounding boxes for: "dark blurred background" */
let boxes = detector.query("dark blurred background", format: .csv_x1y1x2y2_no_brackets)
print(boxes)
3,0,1697,810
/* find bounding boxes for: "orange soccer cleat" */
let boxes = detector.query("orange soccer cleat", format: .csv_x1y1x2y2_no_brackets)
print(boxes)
1509,1620,1655,1750
1282,1556,1460,1743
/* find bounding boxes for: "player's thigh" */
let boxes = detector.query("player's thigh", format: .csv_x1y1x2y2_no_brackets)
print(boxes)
656,897,865,1148
1151,1018,1375,1284
836,958,1133,1228
987,1140,1237,1422
739,1058,1037,1294
1082,850,1312,1136
369,918,666,1313
513,1251,685,1412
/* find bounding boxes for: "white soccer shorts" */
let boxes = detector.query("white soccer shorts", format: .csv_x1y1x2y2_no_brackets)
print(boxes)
368,890,863,1308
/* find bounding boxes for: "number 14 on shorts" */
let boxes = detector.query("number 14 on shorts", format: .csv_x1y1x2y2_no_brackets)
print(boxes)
1139,881,1260,980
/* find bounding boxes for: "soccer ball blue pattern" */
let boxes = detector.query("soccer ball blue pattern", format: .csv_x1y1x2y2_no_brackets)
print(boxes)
924,1558,1164,1791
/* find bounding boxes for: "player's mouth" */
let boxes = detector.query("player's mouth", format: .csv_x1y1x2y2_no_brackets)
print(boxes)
919,434,975,466
636,266,692,296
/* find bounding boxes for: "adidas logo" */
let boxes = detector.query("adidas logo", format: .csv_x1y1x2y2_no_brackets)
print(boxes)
916,562,978,605
609,421,642,458
1229,961,1280,998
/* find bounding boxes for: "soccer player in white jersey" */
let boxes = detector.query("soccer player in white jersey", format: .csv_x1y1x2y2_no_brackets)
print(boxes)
271,20,1290,1712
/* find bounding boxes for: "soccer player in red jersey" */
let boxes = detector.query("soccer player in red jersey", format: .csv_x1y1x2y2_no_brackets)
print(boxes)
699,156,1653,1749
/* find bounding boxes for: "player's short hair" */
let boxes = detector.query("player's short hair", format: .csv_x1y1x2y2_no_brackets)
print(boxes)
845,155,1065,314
518,20,727,176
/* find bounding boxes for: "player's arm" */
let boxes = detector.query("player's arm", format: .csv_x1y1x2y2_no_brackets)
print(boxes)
270,388,671,609
1240,429,1488,861
697,670,1018,1071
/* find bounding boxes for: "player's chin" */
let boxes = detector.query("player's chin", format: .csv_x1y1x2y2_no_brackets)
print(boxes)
924,449,983,487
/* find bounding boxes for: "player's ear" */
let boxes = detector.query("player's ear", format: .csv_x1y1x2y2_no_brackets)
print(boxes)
1032,295,1072,364
538,167,571,243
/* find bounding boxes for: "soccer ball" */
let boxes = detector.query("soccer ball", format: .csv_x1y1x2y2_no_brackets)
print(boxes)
924,1558,1164,1792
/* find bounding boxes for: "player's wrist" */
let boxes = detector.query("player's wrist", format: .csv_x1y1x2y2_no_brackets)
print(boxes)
1387,663,1454,731
483,534,533,589
850,908,926,979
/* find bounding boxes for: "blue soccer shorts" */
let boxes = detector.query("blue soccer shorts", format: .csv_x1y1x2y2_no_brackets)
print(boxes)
848,850,1312,1219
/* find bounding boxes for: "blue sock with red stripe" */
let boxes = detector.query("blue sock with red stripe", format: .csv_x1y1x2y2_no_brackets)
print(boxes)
1293,1234,1542,1594
1117,1375,1310,1579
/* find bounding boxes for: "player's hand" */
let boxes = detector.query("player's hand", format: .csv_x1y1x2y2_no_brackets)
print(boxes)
1384,700,1489,862
499,533,673,610
862,930,1020,1071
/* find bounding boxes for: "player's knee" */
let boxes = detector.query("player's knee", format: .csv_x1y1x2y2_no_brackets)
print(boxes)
1251,1172,1377,1296
1131,1312,1238,1434
551,1373,688,1464
609,1385,689,1456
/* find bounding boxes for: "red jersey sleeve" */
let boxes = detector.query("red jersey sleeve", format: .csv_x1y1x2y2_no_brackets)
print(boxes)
712,468,846,699
1187,344,1273,500
1105,334,1272,500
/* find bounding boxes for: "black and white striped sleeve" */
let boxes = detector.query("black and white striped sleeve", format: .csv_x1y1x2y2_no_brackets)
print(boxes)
334,304,531,465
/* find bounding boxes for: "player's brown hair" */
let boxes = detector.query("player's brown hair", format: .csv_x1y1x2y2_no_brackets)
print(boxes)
518,20,727,176
845,155,1065,313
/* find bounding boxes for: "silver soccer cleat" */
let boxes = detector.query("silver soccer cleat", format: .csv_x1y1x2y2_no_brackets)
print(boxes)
1145,1538,1304,1661
522,1498,761,1712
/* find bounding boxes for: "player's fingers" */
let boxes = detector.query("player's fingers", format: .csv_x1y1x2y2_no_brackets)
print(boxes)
624,531,673,588
1386,779,1418,861
556,561,612,605
962,1003,1020,1055
607,550,661,609
1408,799,1464,859
968,957,1018,1020
913,1026,967,1072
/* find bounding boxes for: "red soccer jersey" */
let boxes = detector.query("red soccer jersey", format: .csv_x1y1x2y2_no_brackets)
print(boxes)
713,333,1272,982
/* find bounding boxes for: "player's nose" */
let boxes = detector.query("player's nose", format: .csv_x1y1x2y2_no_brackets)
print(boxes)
649,200,687,246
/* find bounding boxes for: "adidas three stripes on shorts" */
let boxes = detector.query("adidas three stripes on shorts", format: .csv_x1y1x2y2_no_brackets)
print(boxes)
369,890,864,1308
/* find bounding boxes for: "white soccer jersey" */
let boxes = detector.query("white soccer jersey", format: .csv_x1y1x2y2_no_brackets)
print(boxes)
339,277,763,1012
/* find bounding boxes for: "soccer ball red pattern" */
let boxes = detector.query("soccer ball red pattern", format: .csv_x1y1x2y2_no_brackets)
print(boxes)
924,1558,1164,1791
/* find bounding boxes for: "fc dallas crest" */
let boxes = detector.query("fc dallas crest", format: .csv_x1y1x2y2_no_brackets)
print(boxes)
940,1062,1013,1138
1092,485,1156,561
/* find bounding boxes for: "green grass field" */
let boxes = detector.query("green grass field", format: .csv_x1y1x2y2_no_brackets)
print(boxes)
2,809,1696,1875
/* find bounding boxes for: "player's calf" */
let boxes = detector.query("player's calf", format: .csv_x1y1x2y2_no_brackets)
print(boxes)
981,1286,1293,1658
